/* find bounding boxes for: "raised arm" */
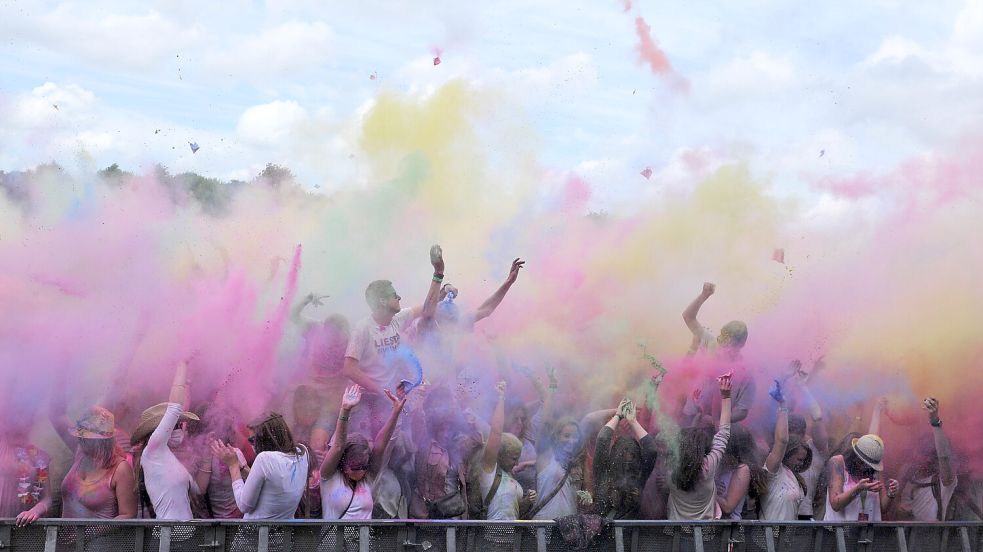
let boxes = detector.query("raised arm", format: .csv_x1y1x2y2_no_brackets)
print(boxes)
47,381,76,451
146,361,191,453
291,293,328,327
868,397,886,436
481,381,507,473
925,398,954,486
320,385,361,480
826,455,878,512
369,389,407,475
795,371,829,456
764,401,789,474
474,258,524,323
411,244,445,320
682,282,715,341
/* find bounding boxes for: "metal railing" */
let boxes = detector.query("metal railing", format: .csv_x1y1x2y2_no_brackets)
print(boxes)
1,519,980,552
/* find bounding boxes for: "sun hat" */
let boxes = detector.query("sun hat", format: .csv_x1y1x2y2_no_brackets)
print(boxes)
851,434,885,472
71,406,117,439
130,403,200,446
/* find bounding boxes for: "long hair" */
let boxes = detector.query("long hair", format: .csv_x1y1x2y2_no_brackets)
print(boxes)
673,427,713,492
842,447,877,480
597,436,642,517
77,437,122,470
782,437,814,494
249,412,300,455
724,425,768,499
814,431,862,512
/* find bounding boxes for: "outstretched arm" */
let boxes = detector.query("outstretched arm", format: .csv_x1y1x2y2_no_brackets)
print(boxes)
764,402,789,474
869,398,886,436
682,282,715,343
291,293,328,327
320,385,361,480
474,258,524,323
925,398,955,486
411,244,445,320
370,390,407,475
481,381,507,473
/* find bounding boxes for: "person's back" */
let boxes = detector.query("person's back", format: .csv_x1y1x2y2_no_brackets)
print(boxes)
668,464,720,520
240,449,308,520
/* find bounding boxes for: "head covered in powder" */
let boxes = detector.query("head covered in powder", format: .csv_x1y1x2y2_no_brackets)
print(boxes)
497,432,523,472
248,412,299,455
365,280,400,315
339,433,372,483
717,320,748,350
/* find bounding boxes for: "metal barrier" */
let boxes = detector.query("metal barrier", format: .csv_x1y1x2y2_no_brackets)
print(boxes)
1,520,980,552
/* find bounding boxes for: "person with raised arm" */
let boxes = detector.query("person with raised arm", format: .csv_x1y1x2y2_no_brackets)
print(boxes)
130,360,205,519
476,381,531,521
591,398,659,519
681,283,756,426
823,430,900,521
318,385,407,520
668,374,733,520
788,359,830,520
897,397,958,521
759,388,812,520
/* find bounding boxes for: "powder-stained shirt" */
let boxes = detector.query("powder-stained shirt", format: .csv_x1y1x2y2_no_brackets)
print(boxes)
760,463,803,521
682,329,756,427
345,309,417,390
900,474,958,521
321,472,374,520
798,441,824,517
142,403,198,520
231,448,308,520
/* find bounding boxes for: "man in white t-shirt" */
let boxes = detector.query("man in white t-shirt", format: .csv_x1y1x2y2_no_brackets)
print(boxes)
681,282,756,427
344,246,445,429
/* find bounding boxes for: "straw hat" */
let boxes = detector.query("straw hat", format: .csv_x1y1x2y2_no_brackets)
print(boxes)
71,406,117,439
130,403,200,446
851,434,885,472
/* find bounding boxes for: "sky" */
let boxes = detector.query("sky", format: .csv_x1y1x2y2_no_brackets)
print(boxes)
3,0,982,212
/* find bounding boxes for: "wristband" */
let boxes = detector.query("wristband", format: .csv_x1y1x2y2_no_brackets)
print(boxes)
930,418,942,428
339,414,350,422
433,273,444,282
720,391,732,399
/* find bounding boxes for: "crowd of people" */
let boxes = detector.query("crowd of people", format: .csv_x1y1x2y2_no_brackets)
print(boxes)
1,246,981,536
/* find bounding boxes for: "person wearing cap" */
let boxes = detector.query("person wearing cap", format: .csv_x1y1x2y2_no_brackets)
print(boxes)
48,399,137,519
681,282,756,427
824,432,900,521
130,360,205,520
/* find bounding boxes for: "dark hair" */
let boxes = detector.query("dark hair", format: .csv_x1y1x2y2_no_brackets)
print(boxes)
365,280,394,307
788,413,807,437
78,437,122,470
724,425,768,498
597,436,643,516
843,447,877,480
249,412,299,454
673,427,714,492
782,437,813,494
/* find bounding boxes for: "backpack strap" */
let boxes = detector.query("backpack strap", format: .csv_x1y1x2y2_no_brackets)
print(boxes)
525,468,570,519
484,468,503,511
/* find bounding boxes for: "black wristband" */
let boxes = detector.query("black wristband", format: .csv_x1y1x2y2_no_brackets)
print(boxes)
930,418,942,427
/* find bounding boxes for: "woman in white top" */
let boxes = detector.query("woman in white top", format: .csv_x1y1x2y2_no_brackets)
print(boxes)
131,360,207,520
716,425,766,520
667,374,732,520
212,413,310,520
824,433,899,521
318,384,406,520
760,395,812,520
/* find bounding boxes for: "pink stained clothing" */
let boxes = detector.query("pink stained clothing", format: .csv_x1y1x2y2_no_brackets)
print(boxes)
61,452,123,519
345,308,417,390
0,441,51,517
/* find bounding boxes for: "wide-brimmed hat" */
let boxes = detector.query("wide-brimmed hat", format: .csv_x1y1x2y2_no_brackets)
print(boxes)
71,406,117,439
851,434,885,472
130,403,200,447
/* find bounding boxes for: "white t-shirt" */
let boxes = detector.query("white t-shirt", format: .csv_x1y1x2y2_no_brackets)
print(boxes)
760,464,803,521
823,471,881,521
479,466,523,521
533,457,577,520
321,471,374,520
142,403,198,520
900,474,958,521
231,448,308,520
798,441,824,517
345,309,417,390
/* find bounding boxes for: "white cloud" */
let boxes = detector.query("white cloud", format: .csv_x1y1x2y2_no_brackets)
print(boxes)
2,4,200,70
205,21,334,81
236,101,309,146
699,50,796,100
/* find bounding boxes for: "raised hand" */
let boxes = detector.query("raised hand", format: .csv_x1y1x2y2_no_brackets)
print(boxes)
546,365,558,389
924,397,940,425
623,399,638,423
495,380,507,398
506,258,525,285
702,282,716,296
430,244,445,274
384,388,408,412
341,385,362,412
210,440,240,468
718,373,733,398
